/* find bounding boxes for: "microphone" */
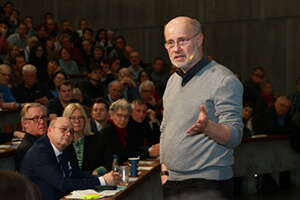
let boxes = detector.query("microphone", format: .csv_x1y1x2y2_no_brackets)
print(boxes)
189,53,194,60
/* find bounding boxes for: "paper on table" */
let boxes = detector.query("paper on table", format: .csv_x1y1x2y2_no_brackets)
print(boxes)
137,166,153,170
65,189,119,199
129,177,138,182
0,145,11,148
138,161,154,165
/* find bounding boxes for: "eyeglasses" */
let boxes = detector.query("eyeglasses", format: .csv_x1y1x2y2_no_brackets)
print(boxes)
165,32,199,50
120,73,130,77
279,102,290,109
69,116,85,122
116,114,130,119
142,89,154,93
25,115,48,123
0,72,11,77
53,127,75,136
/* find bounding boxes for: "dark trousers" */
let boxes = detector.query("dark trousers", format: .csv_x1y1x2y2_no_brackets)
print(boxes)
163,178,234,200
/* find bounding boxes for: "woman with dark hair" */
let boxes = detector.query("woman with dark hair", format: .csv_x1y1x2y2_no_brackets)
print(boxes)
36,23,48,45
29,43,47,77
39,56,61,84
47,71,67,97
46,35,58,60
95,28,113,57
59,47,80,75
90,44,104,64
109,56,121,78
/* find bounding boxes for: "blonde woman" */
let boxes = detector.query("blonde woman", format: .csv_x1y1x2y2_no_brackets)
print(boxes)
63,103,114,176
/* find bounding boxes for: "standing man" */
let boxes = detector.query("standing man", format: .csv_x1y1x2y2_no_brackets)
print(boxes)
160,16,243,199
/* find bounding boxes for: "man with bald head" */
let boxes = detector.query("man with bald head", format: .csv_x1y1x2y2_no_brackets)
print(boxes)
20,117,121,200
160,16,243,199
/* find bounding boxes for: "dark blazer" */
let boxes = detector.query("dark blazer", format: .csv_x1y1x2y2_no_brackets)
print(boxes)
20,135,100,200
66,133,113,174
90,120,100,135
101,121,150,164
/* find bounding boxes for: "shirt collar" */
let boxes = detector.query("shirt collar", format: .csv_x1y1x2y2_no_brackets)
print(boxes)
50,142,62,158
176,55,211,87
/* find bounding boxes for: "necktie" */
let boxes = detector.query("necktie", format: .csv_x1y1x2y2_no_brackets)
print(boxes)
58,154,65,177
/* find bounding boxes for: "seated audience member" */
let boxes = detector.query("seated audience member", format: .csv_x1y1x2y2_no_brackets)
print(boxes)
7,22,27,50
24,16,37,38
36,23,48,45
0,64,21,110
47,80,80,121
7,9,20,35
107,30,115,45
39,56,61,85
242,102,255,137
0,170,42,200
90,98,110,134
4,43,19,66
100,58,115,86
43,12,59,33
117,67,139,102
95,28,113,57
90,44,105,65
77,63,107,104
11,64,54,106
151,57,169,88
59,47,80,75
128,51,143,82
156,64,178,98
29,43,47,78
139,80,158,110
124,45,135,67
137,70,160,101
109,56,121,78
104,80,123,104
81,40,93,68
76,19,88,38
47,71,67,98
59,34,85,66
256,79,278,113
0,20,9,59
101,99,159,164
288,77,300,117
63,103,113,175
20,117,121,200
8,53,25,87
22,36,39,62
15,103,48,171
108,36,127,65
127,99,161,148
45,35,58,60
243,67,265,105
72,88,83,104
255,96,298,135
74,28,95,51
46,18,58,37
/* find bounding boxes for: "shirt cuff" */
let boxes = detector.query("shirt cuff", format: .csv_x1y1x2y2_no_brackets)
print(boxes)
98,176,106,186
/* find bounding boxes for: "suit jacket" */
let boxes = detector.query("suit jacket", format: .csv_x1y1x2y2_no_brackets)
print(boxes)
20,135,100,200
101,121,149,164
255,105,298,135
91,120,100,135
66,133,113,174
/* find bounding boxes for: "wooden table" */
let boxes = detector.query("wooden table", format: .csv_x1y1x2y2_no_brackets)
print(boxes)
0,142,17,171
64,159,164,200
233,134,300,194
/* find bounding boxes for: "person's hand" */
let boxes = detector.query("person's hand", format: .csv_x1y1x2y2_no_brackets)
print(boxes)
121,78,136,87
186,105,208,134
35,96,49,105
147,109,156,123
92,170,98,176
13,131,25,138
3,102,19,110
160,163,168,185
147,96,156,106
149,143,160,157
103,171,122,186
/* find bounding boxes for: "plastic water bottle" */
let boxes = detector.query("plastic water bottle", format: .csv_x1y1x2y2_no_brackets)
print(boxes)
112,154,119,172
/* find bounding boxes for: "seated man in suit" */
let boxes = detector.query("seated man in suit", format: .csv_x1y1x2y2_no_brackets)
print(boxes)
91,98,110,134
11,64,54,106
15,103,48,171
104,80,123,104
255,96,298,134
20,117,121,200
127,99,161,148
117,68,139,102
